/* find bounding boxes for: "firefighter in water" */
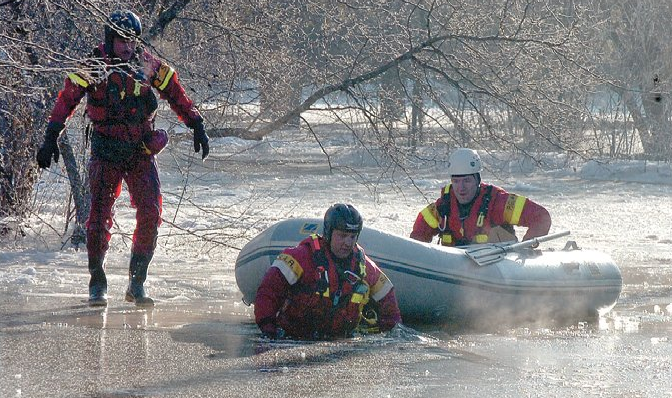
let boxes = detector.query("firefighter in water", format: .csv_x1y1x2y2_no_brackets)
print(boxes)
36,10,210,307
410,148,551,246
254,204,402,340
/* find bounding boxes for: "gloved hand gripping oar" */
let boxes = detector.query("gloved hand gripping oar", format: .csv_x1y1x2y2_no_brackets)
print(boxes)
465,230,572,266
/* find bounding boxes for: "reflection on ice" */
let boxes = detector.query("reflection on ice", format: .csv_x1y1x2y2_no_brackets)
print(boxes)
600,313,641,332
384,323,438,343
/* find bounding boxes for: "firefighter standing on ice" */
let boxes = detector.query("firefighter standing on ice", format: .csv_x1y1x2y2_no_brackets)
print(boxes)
36,10,210,307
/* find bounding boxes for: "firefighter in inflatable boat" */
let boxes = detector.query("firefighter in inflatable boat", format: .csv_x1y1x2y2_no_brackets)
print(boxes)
411,148,552,246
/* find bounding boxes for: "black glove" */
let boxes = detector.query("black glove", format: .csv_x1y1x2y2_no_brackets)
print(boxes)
259,319,285,339
192,121,209,160
36,122,64,169
266,327,285,340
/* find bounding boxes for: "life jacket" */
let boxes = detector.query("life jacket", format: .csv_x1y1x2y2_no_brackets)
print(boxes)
436,184,494,246
277,234,375,339
67,44,159,143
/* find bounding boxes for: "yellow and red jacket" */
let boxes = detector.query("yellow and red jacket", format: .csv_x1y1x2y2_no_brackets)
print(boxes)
48,43,202,144
410,183,551,246
254,235,401,339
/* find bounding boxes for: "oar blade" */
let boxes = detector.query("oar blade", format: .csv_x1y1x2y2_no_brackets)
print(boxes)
464,245,505,267
464,230,572,267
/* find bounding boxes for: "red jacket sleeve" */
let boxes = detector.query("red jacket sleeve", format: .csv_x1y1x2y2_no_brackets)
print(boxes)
142,50,203,127
490,187,551,241
254,267,289,335
48,77,86,125
364,258,402,330
376,288,402,331
518,198,552,240
156,71,203,127
410,202,441,243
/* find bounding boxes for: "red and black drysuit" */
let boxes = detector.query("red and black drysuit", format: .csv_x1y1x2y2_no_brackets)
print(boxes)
410,183,551,246
46,43,203,258
254,235,402,340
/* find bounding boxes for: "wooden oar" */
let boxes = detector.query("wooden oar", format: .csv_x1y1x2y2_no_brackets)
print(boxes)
465,230,571,266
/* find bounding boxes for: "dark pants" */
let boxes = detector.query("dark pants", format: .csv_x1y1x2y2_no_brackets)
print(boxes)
86,154,162,259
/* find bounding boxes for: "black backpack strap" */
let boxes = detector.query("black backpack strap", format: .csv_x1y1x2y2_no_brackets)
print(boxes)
310,236,330,295
476,185,493,228
437,185,451,218
436,185,451,233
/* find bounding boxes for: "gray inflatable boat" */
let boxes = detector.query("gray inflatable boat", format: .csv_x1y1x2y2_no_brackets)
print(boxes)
235,218,622,326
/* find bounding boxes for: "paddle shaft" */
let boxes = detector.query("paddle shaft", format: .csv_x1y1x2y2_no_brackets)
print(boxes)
465,230,572,266
498,230,571,253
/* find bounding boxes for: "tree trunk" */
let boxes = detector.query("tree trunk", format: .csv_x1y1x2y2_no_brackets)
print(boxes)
58,132,89,248
641,87,672,160
409,79,424,149
379,67,405,131
618,88,659,158
0,96,37,220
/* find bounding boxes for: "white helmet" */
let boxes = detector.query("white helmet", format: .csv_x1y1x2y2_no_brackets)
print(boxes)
448,148,482,176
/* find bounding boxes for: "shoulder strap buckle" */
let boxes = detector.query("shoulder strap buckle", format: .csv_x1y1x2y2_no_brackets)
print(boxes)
476,185,494,228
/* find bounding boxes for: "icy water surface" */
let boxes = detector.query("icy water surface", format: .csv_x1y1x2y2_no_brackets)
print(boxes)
2,141,672,397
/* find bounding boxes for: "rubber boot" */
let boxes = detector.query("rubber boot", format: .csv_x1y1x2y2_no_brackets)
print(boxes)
88,257,108,306
125,252,154,307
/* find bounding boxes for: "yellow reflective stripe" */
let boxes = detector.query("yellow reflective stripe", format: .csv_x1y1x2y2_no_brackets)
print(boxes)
474,234,489,243
370,272,393,301
272,253,303,285
153,63,175,91
420,204,439,229
441,234,453,245
158,68,174,90
67,73,89,88
503,194,527,224
351,292,365,304
134,80,141,96
356,246,367,278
